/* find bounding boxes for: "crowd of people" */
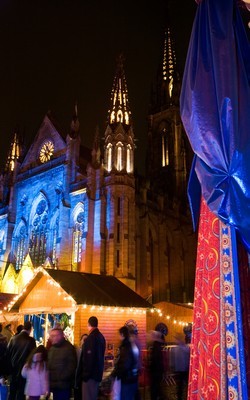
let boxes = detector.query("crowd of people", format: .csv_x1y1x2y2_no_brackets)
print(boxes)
0,318,191,400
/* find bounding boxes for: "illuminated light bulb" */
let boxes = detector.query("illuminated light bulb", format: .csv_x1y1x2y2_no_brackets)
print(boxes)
166,315,170,320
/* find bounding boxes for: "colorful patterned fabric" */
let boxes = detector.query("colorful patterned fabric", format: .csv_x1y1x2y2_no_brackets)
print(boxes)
189,199,248,399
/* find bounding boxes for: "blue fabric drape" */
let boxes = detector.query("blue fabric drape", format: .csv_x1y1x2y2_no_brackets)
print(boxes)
180,0,250,251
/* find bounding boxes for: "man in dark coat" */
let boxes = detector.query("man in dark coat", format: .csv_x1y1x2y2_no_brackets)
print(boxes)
78,316,106,400
47,327,77,400
7,320,36,400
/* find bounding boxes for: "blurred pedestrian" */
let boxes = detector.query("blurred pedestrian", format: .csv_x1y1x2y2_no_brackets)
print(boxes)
7,320,36,400
21,345,49,400
78,316,106,400
0,323,8,378
15,325,24,335
2,323,14,343
173,333,190,400
148,330,165,400
128,327,142,400
47,327,77,400
111,326,139,400
74,333,88,400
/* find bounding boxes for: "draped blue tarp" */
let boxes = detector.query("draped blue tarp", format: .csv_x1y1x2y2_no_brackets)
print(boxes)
180,0,250,252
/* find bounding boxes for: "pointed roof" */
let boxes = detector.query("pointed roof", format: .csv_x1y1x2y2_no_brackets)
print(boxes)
107,54,132,126
162,27,177,98
5,131,23,172
149,20,180,113
7,268,153,311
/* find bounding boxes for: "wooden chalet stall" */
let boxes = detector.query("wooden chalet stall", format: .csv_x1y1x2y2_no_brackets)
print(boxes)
6,267,152,357
0,292,17,324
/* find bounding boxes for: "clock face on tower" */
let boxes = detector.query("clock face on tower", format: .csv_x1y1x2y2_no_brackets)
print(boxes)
39,140,54,163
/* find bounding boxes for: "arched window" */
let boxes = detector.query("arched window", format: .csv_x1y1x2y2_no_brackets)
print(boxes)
107,144,112,172
29,197,49,266
72,205,85,271
52,216,59,266
16,223,27,270
126,144,133,173
162,128,169,167
116,142,123,171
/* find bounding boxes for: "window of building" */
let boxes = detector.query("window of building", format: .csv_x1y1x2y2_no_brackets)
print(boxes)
16,224,27,270
72,209,85,270
29,198,49,266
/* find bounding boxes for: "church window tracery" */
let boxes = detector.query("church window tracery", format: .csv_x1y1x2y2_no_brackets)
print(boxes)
16,224,27,270
72,206,85,270
52,216,59,266
29,198,49,266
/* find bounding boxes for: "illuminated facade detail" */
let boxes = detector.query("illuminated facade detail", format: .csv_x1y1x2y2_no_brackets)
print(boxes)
126,144,133,173
72,204,85,270
107,143,112,172
108,55,131,126
52,216,59,266
162,131,169,167
0,38,196,305
162,28,176,99
5,132,21,172
116,142,123,171
29,197,49,266
15,223,27,270
39,140,54,163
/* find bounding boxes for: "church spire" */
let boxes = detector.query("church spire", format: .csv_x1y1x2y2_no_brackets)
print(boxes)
107,54,132,126
104,55,135,174
5,130,22,172
163,27,177,99
149,19,180,113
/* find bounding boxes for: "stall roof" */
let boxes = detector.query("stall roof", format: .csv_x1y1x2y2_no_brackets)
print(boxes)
9,269,153,311
0,293,16,311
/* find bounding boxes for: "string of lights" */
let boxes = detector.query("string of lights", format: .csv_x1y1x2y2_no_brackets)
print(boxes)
1,266,193,328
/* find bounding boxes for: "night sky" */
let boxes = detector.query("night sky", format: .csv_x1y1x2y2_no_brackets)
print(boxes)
0,1,199,173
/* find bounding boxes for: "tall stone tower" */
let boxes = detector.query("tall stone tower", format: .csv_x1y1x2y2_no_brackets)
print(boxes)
102,54,136,290
147,24,193,211
135,22,196,304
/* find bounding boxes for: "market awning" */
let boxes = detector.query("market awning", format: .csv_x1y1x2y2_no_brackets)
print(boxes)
7,268,152,313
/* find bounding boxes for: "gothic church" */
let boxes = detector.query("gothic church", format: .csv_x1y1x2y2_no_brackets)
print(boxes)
0,26,197,305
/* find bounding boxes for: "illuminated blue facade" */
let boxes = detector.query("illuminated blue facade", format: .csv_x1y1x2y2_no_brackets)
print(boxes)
0,51,197,304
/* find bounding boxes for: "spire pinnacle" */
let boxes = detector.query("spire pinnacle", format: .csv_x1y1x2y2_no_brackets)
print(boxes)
5,130,22,172
163,27,177,99
91,126,101,165
70,101,80,138
107,53,132,126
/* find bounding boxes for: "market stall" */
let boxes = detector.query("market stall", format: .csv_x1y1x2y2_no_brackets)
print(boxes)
6,267,152,353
